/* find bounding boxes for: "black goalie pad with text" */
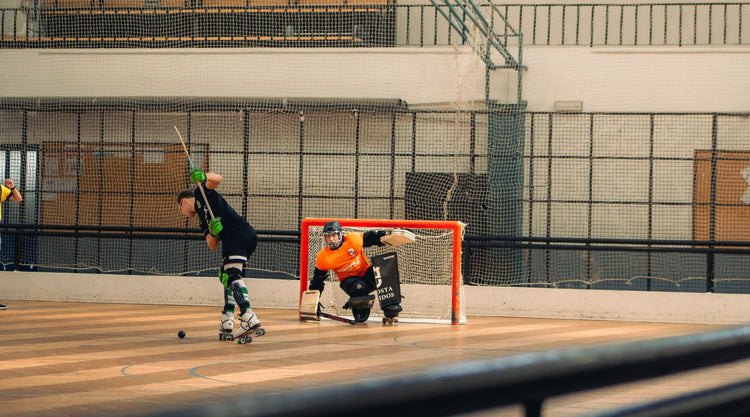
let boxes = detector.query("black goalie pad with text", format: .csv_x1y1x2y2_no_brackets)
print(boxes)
371,252,402,309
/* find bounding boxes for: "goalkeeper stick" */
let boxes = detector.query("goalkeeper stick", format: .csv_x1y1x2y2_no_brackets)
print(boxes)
174,126,215,220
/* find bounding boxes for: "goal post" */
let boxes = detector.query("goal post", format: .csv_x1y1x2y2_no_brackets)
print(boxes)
299,218,466,325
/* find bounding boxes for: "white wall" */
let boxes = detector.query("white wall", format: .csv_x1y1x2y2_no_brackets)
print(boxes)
521,46,750,112
2,45,748,111
2,271,750,324
0,47,487,105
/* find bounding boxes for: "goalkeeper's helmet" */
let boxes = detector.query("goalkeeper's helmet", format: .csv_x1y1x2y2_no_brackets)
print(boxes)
322,220,344,250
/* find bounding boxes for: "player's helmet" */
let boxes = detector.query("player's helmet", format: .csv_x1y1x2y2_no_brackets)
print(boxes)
322,220,344,250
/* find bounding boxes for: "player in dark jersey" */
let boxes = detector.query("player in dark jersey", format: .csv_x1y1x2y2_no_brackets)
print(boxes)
177,168,261,339
308,220,402,322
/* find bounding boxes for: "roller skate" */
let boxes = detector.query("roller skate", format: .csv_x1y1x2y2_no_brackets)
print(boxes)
233,309,266,344
219,310,235,341
382,304,402,325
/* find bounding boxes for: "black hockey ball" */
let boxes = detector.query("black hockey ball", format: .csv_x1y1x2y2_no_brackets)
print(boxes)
178,330,185,339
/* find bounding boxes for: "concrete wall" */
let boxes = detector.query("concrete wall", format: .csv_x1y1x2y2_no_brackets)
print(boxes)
2,46,748,111
521,46,750,112
2,271,750,324
0,47,488,105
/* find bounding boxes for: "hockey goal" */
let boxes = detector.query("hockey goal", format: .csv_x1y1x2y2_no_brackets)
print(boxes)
299,218,466,325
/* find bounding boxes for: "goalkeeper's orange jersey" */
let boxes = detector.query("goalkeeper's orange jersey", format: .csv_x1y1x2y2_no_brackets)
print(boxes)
314,233,370,281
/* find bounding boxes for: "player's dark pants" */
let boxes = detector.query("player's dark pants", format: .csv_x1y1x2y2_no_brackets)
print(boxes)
221,226,257,261
339,266,377,297
340,267,377,322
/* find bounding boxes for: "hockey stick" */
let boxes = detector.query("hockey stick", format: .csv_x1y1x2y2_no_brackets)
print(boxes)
300,290,359,324
174,126,215,220
319,311,358,325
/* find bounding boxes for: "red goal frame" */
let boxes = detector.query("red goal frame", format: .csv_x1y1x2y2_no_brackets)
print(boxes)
299,218,464,325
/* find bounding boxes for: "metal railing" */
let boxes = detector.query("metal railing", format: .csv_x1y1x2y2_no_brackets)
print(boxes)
399,2,750,46
133,325,750,417
465,235,750,293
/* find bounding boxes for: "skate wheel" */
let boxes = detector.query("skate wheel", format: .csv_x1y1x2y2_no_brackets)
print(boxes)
382,317,387,324
236,336,252,344
253,328,266,337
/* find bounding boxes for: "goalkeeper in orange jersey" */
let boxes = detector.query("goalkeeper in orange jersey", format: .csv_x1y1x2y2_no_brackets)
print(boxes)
309,220,405,323
177,169,263,340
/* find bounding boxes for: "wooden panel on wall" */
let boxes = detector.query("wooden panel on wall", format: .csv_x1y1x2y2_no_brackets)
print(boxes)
41,142,207,230
693,150,750,243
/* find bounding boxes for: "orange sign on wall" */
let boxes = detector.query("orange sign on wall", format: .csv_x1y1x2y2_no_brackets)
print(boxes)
693,150,750,242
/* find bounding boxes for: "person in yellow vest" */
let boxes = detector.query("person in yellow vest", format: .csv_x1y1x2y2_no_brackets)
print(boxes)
0,178,22,310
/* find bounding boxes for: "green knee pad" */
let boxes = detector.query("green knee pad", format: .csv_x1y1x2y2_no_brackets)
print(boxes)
219,270,230,288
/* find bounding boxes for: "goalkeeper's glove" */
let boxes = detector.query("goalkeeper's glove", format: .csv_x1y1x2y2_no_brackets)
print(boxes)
189,168,206,183
208,217,223,237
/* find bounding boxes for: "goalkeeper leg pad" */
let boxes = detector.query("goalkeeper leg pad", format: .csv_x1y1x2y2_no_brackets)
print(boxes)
343,294,375,310
345,295,374,323
371,253,403,313
352,307,371,323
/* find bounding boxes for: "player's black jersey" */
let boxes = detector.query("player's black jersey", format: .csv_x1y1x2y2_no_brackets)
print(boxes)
194,185,252,243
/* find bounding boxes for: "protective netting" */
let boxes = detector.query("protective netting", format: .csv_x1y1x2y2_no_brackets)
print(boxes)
300,220,464,323
1,0,749,294
1,106,750,293
518,113,750,291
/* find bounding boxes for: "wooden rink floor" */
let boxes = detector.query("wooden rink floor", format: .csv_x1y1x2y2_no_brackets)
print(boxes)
2,301,750,417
